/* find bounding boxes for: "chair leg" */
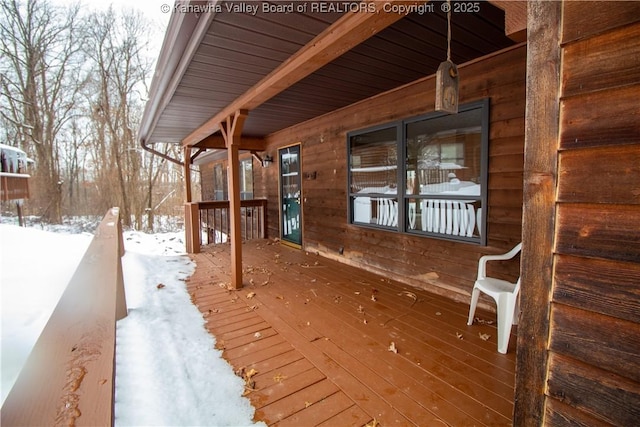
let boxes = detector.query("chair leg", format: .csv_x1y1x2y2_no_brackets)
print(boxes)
497,294,516,354
467,286,480,325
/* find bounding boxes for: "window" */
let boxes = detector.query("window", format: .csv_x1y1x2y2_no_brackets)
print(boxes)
213,164,227,200
240,158,253,200
348,100,489,244
212,158,254,200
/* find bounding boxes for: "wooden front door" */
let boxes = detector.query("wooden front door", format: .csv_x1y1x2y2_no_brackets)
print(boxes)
279,144,302,247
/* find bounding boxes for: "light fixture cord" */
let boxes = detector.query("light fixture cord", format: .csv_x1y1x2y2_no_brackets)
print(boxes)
447,0,452,62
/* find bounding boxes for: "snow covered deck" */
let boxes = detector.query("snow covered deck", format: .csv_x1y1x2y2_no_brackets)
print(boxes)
186,240,516,426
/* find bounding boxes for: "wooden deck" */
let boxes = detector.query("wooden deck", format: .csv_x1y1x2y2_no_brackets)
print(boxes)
186,240,516,426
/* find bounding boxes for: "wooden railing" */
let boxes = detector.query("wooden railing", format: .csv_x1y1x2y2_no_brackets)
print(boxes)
185,199,267,253
1,208,127,426
0,173,30,201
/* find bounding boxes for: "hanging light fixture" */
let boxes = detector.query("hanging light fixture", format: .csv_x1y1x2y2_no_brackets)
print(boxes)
436,0,459,114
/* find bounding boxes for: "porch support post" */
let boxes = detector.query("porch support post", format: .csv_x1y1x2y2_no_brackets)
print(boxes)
514,0,561,424
184,146,192,203
220,110,248,289
183,146,200,253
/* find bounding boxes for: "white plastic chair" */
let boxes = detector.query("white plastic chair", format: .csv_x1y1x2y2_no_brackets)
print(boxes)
467,242,522,354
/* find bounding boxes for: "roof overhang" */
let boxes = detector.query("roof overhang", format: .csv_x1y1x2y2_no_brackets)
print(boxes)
139,0,526,155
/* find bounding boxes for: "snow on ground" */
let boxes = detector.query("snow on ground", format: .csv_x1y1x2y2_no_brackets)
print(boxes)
1,222,264,426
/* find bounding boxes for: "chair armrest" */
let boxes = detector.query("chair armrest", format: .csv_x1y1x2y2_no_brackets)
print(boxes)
477,243,522,279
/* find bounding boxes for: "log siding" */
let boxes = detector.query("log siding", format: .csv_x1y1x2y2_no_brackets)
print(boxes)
543,2,640,425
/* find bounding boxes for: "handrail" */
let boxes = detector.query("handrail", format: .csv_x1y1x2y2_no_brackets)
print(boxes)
1,208,127,426
184,199,268,253
198,199,267,210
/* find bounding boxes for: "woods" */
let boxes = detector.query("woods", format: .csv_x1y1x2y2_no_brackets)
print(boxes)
0,0,183,228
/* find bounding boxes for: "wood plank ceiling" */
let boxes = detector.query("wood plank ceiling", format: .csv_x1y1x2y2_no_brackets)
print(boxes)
146,0,515,145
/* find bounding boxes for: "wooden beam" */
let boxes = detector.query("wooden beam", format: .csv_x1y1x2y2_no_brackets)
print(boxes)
194,134,266,151
220,110,248,289
488,0,528,42
514,0,561,425
182,0,420,146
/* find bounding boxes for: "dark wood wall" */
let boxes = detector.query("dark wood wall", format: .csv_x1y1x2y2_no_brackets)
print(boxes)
255,44,527,304
543,2,640,425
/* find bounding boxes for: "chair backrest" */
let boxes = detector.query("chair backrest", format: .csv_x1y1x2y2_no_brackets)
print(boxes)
477,242,523,283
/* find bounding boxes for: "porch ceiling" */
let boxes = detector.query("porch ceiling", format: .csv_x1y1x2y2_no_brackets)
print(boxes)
140,1,517,148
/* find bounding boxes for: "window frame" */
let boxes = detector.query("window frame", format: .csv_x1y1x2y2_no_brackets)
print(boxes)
347,99,489,245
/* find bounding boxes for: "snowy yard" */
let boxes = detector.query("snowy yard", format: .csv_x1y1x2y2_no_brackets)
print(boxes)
1,222,264,426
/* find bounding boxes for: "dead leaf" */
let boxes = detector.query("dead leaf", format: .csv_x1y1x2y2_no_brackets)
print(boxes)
479,333,491,341
399,290,417,301
276,295,284,300
365,418,379,427
157,283,165,289
388,341,398,354
371,294,377,302
305,401,312,408
354,291,361,295
273,373,287,383
254,332,262,338
435,312,442,316
456,332,464,340
246,292,256,299
98,379,107,386
357,305,365,314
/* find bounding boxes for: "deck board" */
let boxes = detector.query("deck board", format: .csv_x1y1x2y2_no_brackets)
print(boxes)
186,240,516,426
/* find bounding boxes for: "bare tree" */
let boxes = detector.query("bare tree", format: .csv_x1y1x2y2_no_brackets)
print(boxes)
82,7,157,228
0,0,86,223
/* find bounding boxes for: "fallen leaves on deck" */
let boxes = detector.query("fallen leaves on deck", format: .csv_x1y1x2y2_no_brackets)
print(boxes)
203,308,219,318
246,292,256,299
156,283,165,289
456,332,464,340
365,418,380,427
479,332,491,341
388,341,398,354
235,367,258,395
475,317,495,325
273,373,287,383
398,290,418,307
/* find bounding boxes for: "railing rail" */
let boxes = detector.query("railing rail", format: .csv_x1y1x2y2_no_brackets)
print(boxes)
1,208,127,426
184,199,267,253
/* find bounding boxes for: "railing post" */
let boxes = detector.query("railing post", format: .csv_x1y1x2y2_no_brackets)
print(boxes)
184,202,201,254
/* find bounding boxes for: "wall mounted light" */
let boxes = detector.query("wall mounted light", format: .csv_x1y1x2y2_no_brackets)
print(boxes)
262,154,273,168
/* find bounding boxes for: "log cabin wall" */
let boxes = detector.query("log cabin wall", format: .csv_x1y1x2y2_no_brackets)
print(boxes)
543,2,640,425
254,44,527,304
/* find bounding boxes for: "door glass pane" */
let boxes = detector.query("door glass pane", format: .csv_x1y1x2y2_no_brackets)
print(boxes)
280,146,301,245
